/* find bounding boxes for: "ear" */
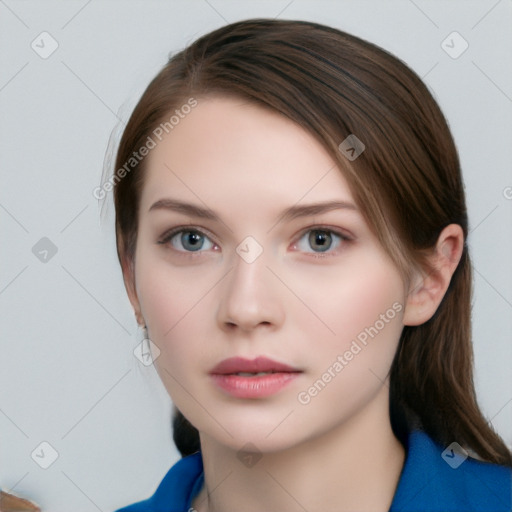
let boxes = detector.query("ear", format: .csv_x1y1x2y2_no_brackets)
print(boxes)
403,224,464,326
121,254,145,326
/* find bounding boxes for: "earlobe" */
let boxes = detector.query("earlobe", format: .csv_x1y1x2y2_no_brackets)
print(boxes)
403,224,464,327
121,256,145,326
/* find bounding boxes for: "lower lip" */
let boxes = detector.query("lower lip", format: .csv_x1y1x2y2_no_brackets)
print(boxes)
210,372,301,398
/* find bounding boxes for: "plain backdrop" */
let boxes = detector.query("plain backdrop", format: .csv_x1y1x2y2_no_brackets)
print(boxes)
1,1,511,511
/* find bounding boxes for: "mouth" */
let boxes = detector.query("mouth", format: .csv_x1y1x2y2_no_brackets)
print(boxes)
210,356,302,398
210,356,301,375
229,371,285,377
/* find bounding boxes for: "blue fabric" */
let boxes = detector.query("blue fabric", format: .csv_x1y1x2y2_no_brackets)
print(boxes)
390,430,511,511
114,429,512,512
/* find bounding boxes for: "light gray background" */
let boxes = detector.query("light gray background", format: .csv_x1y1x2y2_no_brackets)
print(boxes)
1,1,511,511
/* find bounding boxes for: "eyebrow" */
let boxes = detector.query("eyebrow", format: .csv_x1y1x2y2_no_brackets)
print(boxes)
148,198,358,224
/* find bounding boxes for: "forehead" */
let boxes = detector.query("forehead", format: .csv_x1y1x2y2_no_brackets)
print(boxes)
140,96,355,213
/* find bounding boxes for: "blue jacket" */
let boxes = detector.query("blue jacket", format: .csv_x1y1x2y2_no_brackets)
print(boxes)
114,429,512,511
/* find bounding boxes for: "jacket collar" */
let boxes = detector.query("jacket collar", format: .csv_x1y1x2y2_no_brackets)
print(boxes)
150,428,511,511
389,429,511,511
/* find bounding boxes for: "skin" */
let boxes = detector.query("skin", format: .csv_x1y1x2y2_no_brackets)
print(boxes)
124,96,464,512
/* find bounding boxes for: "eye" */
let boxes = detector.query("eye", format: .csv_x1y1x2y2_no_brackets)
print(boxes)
159,228,216,253
293,228,347,255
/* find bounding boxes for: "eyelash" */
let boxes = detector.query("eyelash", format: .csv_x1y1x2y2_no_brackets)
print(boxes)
157,225,351,259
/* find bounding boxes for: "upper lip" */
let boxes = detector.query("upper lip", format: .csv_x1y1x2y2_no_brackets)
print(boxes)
210,356,301,375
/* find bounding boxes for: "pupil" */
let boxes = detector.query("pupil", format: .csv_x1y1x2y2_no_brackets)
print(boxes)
309,230,331,252
182,231,203,251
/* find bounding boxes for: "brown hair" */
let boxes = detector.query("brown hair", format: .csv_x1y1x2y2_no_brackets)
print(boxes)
110,18,511,466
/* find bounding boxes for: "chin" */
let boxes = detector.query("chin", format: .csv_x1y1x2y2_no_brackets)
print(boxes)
217,431,303,454
194,411,307,453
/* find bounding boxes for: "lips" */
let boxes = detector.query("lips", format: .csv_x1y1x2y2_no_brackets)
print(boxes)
210,356,300,376
210,357,302,398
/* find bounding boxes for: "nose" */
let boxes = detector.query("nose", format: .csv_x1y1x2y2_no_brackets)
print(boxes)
216,249,285,334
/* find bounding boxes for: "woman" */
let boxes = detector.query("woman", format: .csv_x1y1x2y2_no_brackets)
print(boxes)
110,18,512,512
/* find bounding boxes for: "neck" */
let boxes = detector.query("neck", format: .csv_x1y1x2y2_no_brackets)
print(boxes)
192,388,406,512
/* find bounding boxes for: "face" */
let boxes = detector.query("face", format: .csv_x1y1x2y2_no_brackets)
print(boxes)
128,96,408,452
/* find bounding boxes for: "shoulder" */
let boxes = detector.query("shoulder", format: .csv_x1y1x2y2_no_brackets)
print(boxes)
114,452,203,512
391,429,512,511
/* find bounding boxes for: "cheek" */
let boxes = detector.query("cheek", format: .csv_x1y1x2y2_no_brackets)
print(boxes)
134,253,181,340
133,251,217,372
340,267,403,345
289,260,404,429
289,254,405,348
135,269,178,339
134,242,203,332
